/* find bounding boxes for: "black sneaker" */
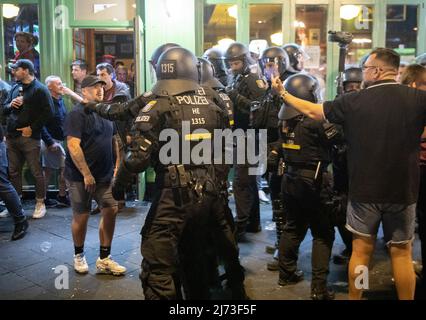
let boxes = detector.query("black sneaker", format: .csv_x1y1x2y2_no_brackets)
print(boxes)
44,198,58,208
267,259,279,271
311,287,335,300
56,195,70,208
12,219,29,241
90,206,101,215
278,270,304,286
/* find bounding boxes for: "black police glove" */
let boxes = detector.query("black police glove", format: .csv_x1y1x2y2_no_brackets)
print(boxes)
267,150,280,171
111,179,126,201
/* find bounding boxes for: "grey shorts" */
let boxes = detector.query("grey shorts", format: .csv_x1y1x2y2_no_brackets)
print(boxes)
67,180,117,214
346,201,416,246
41,140,65,170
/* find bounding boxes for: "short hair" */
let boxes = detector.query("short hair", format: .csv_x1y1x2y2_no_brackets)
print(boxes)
71,60,88,71
370,48,400,70
400,64,426,86
45,75,61,86
14,32,35,45
96,63,114,75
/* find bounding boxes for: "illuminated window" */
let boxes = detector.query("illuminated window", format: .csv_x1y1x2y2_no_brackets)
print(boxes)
249,4,282,56
341,5,374,66
296,5,328,99
75,0,136,22
386,5,418,63
203,4,237,53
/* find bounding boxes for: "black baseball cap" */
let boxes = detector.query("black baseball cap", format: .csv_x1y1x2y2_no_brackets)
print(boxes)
10,59,35,74
81,75,106,89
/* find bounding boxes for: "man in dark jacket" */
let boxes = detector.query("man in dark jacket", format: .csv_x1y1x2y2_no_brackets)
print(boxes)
1,59,53,219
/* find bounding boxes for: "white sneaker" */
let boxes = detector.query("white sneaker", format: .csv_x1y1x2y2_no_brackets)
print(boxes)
32,201,46,219
74,253,89,274
258,190,270,203
96,255,126,276
0,209,10,218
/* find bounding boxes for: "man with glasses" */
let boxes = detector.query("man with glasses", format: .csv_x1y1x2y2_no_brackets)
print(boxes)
272,48,426,300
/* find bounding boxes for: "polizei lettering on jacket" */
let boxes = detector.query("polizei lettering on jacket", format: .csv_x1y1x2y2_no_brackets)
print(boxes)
176,95,209,105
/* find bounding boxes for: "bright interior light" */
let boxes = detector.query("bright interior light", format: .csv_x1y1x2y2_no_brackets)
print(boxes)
270,32,283,46
3,4,20,19
294,21,306,28
249,39,268,55
340,5,361,20
216,38,235,51
228,5,238,19
352,38,372,44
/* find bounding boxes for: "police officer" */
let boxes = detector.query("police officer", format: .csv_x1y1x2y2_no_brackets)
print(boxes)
282,43,308,79
90,47,246,300
275,74,337,300
203,48,229,87
251,47,290,268
225,42,267,239
332,67,362,265
149,43,181,82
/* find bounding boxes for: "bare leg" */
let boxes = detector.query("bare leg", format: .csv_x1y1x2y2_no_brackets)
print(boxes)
72,212,90,247
348,235,375,300
59,167,67,197
389,242,416,300
99,206,118,247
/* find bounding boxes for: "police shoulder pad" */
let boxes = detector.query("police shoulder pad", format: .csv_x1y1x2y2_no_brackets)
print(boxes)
142,100,157,113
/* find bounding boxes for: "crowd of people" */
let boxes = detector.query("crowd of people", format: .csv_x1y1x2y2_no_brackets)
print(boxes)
1,35,426,300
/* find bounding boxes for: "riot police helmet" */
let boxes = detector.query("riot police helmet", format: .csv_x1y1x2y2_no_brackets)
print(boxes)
224,42,250,66
260,46,290,81
152,47,201,96
415,53,426,66
149,43,181,68
203,48,228,80
198,57,224,89
280,74,320,120
282,43,308,73
342,67,363,84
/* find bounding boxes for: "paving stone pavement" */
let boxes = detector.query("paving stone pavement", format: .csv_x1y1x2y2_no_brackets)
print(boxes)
0,198,422,300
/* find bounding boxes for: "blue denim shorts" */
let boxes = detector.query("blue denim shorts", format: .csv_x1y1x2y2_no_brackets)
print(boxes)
346,201,416,246
67,180,117,214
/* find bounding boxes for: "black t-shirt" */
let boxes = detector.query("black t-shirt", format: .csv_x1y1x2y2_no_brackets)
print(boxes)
323,80,426,204
64,104,115,183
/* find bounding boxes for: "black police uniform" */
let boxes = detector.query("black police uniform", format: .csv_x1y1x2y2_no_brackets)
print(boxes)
276,74,337,299
225,43,267,236
109,48,245,300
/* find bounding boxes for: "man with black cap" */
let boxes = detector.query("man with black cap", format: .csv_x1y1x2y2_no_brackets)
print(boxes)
64,75,125,276
1,59,53,219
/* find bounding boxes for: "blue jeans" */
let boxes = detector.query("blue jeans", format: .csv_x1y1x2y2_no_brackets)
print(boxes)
0,142,25,223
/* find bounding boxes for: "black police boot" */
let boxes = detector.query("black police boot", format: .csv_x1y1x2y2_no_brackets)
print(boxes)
278,270,304,286
266,249,280,271
311,287,335,300
12,219,29,241
246,223,261,233
333,248,351,265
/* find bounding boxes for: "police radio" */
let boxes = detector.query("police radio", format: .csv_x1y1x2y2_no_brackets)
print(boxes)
328,31,354,96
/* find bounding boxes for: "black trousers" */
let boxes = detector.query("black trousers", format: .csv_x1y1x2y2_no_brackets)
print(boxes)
233,164,260,232
140,187,244,300
278,172,335,290
418,165,426,283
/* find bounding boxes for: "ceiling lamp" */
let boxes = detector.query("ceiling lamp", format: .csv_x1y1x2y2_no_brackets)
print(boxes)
228,5,237,19
270,32,283,46
217,38,235,50
3,4,20,19
340,5,361,20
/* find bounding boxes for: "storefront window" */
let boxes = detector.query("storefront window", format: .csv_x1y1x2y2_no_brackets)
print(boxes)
249,4,282,57
341,5,374,66
296,5,328,100
203,4,237,53
2,3,40,80
74,0,135,22
386,5,418,63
